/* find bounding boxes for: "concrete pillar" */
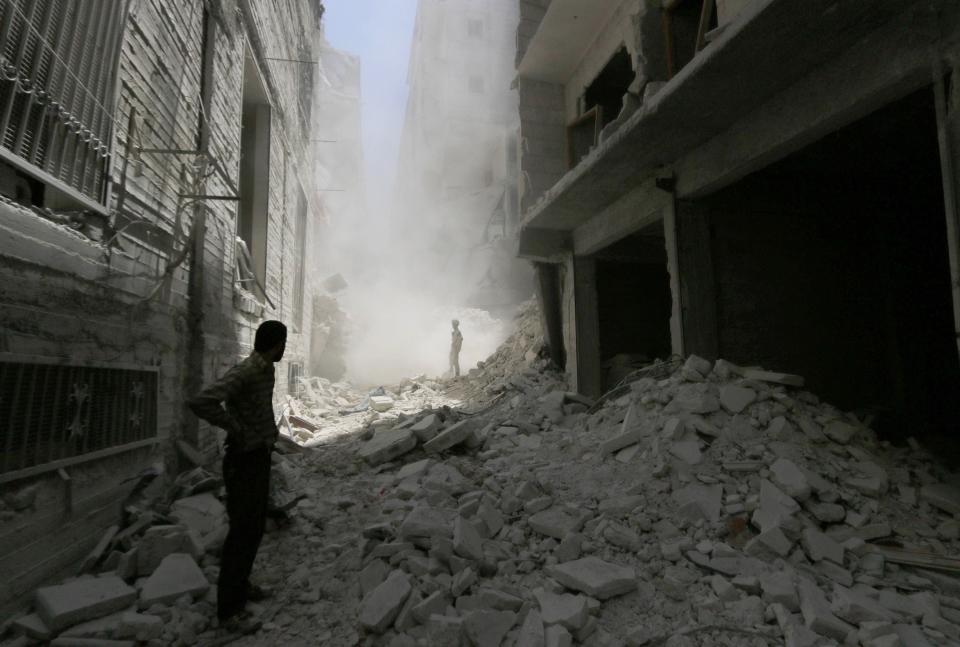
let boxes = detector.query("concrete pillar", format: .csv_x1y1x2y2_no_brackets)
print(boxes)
676,200,718,360
534,262,566,369
934,63,960,364
571,255,602,399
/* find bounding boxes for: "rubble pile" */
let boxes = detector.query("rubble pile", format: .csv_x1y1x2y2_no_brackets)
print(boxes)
2,451,314,646
350,353,960,647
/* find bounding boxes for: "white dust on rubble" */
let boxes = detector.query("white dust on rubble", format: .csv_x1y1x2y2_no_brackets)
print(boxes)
344,349,960,647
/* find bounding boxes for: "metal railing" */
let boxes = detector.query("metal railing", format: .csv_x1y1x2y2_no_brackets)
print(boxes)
0,0,128,205
0,354,159,478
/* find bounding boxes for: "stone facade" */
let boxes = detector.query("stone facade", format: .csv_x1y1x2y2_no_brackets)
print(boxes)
0,0,325,617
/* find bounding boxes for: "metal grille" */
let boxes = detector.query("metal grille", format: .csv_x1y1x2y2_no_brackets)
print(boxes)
0,356,158,476
0,0,128,204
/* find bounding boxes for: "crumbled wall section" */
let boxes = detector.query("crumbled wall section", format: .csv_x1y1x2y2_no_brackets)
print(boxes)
518,78,567,212
0,0,323,617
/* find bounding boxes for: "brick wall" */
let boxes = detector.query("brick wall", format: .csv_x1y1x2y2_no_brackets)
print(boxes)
518,78,567,212
0,0,324,617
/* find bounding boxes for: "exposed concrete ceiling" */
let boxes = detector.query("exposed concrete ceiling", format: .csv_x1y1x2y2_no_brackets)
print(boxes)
517,0,622,84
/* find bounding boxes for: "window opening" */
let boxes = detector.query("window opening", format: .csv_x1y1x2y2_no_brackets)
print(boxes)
237,50,271,303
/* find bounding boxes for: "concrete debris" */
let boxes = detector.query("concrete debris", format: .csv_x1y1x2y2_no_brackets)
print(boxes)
12,303,960,647
138,553,209,607
35,576,137,633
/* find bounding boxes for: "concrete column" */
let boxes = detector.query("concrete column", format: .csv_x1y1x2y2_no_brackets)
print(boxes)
534,262,566,369
934,63,960,363
663,197,685,358
676,200,718,360
572,255,602,399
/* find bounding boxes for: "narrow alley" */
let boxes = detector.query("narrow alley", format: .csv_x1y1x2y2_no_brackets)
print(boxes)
5,1,960,647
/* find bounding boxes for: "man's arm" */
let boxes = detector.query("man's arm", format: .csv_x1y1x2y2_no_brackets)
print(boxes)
187,364,246,436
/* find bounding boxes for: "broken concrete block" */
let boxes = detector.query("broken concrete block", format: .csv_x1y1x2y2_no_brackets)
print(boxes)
359,428,417,465
454,516,484,562
136,525,201,575
61,610,162,642
665,384,720,414
412,590,449,624
744,527,793,558
797,417,826,443
920,483,960,515
77,525,119,574
35,576,137,632
11,613,52,641
477,502,504,536
752,479,801,533
359,570,412,634
760,572,799,612
517,608,546,647
370,395,395,412
770,458,811,501
545,623,574,647
824,420,857,444
830,585,893,625
719,385,757,414
399,506,456,539
410,414,441,442
801,528,844,565
683,355,713,378
529,507,588,539
797,577,854,641
397,458,433,481
672,483,722,522
805,501,846,523
138,553,209,607
360,559,391,596
425,614,463,644
50,639,135,646
451,567,476,596
669,440,702,465
711,575,740,602
600,422,652,455
463,609,516,647
545,556,636,600
424,419,478,453
556,532,583,563
740,368,804,387
534,588,588,630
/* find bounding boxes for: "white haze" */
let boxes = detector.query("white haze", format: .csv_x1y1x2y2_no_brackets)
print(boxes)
318,0,526,387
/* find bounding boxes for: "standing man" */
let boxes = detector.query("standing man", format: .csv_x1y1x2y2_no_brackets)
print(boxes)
188,320,287,634
450,319,463,378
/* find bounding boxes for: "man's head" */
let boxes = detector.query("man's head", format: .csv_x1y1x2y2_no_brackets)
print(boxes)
452,319,460,330
255,320,287,362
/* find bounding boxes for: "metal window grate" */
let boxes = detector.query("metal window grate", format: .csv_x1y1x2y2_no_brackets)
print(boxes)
0,0,128,204
0,356,158,476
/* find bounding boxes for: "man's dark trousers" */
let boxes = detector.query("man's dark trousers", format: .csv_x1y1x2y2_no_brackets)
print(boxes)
218,445,271,620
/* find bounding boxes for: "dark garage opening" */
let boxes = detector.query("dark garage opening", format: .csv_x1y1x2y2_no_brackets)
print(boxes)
700,86,960,447
595,222,673,391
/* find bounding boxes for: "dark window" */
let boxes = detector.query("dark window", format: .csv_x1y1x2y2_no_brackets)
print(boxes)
584,46,634,128
0,0,128,208
237,51,271,302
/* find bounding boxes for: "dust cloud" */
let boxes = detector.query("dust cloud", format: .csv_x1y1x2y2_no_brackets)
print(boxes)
313,0,530,387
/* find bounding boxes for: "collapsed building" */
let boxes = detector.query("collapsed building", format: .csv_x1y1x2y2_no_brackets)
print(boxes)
396,0,534,314
514,0,960,449
0,0,329,618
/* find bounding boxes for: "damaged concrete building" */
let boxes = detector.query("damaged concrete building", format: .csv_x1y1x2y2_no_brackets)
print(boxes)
516,0,960,442
397,0,533,314
0,0,327,616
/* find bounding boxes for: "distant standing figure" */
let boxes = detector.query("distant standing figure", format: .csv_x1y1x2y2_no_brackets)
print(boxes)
187,320,287,635
450,319,463,377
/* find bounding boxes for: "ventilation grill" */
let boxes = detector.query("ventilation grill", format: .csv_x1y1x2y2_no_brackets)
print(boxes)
0,356,158,475
0,0,129,203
